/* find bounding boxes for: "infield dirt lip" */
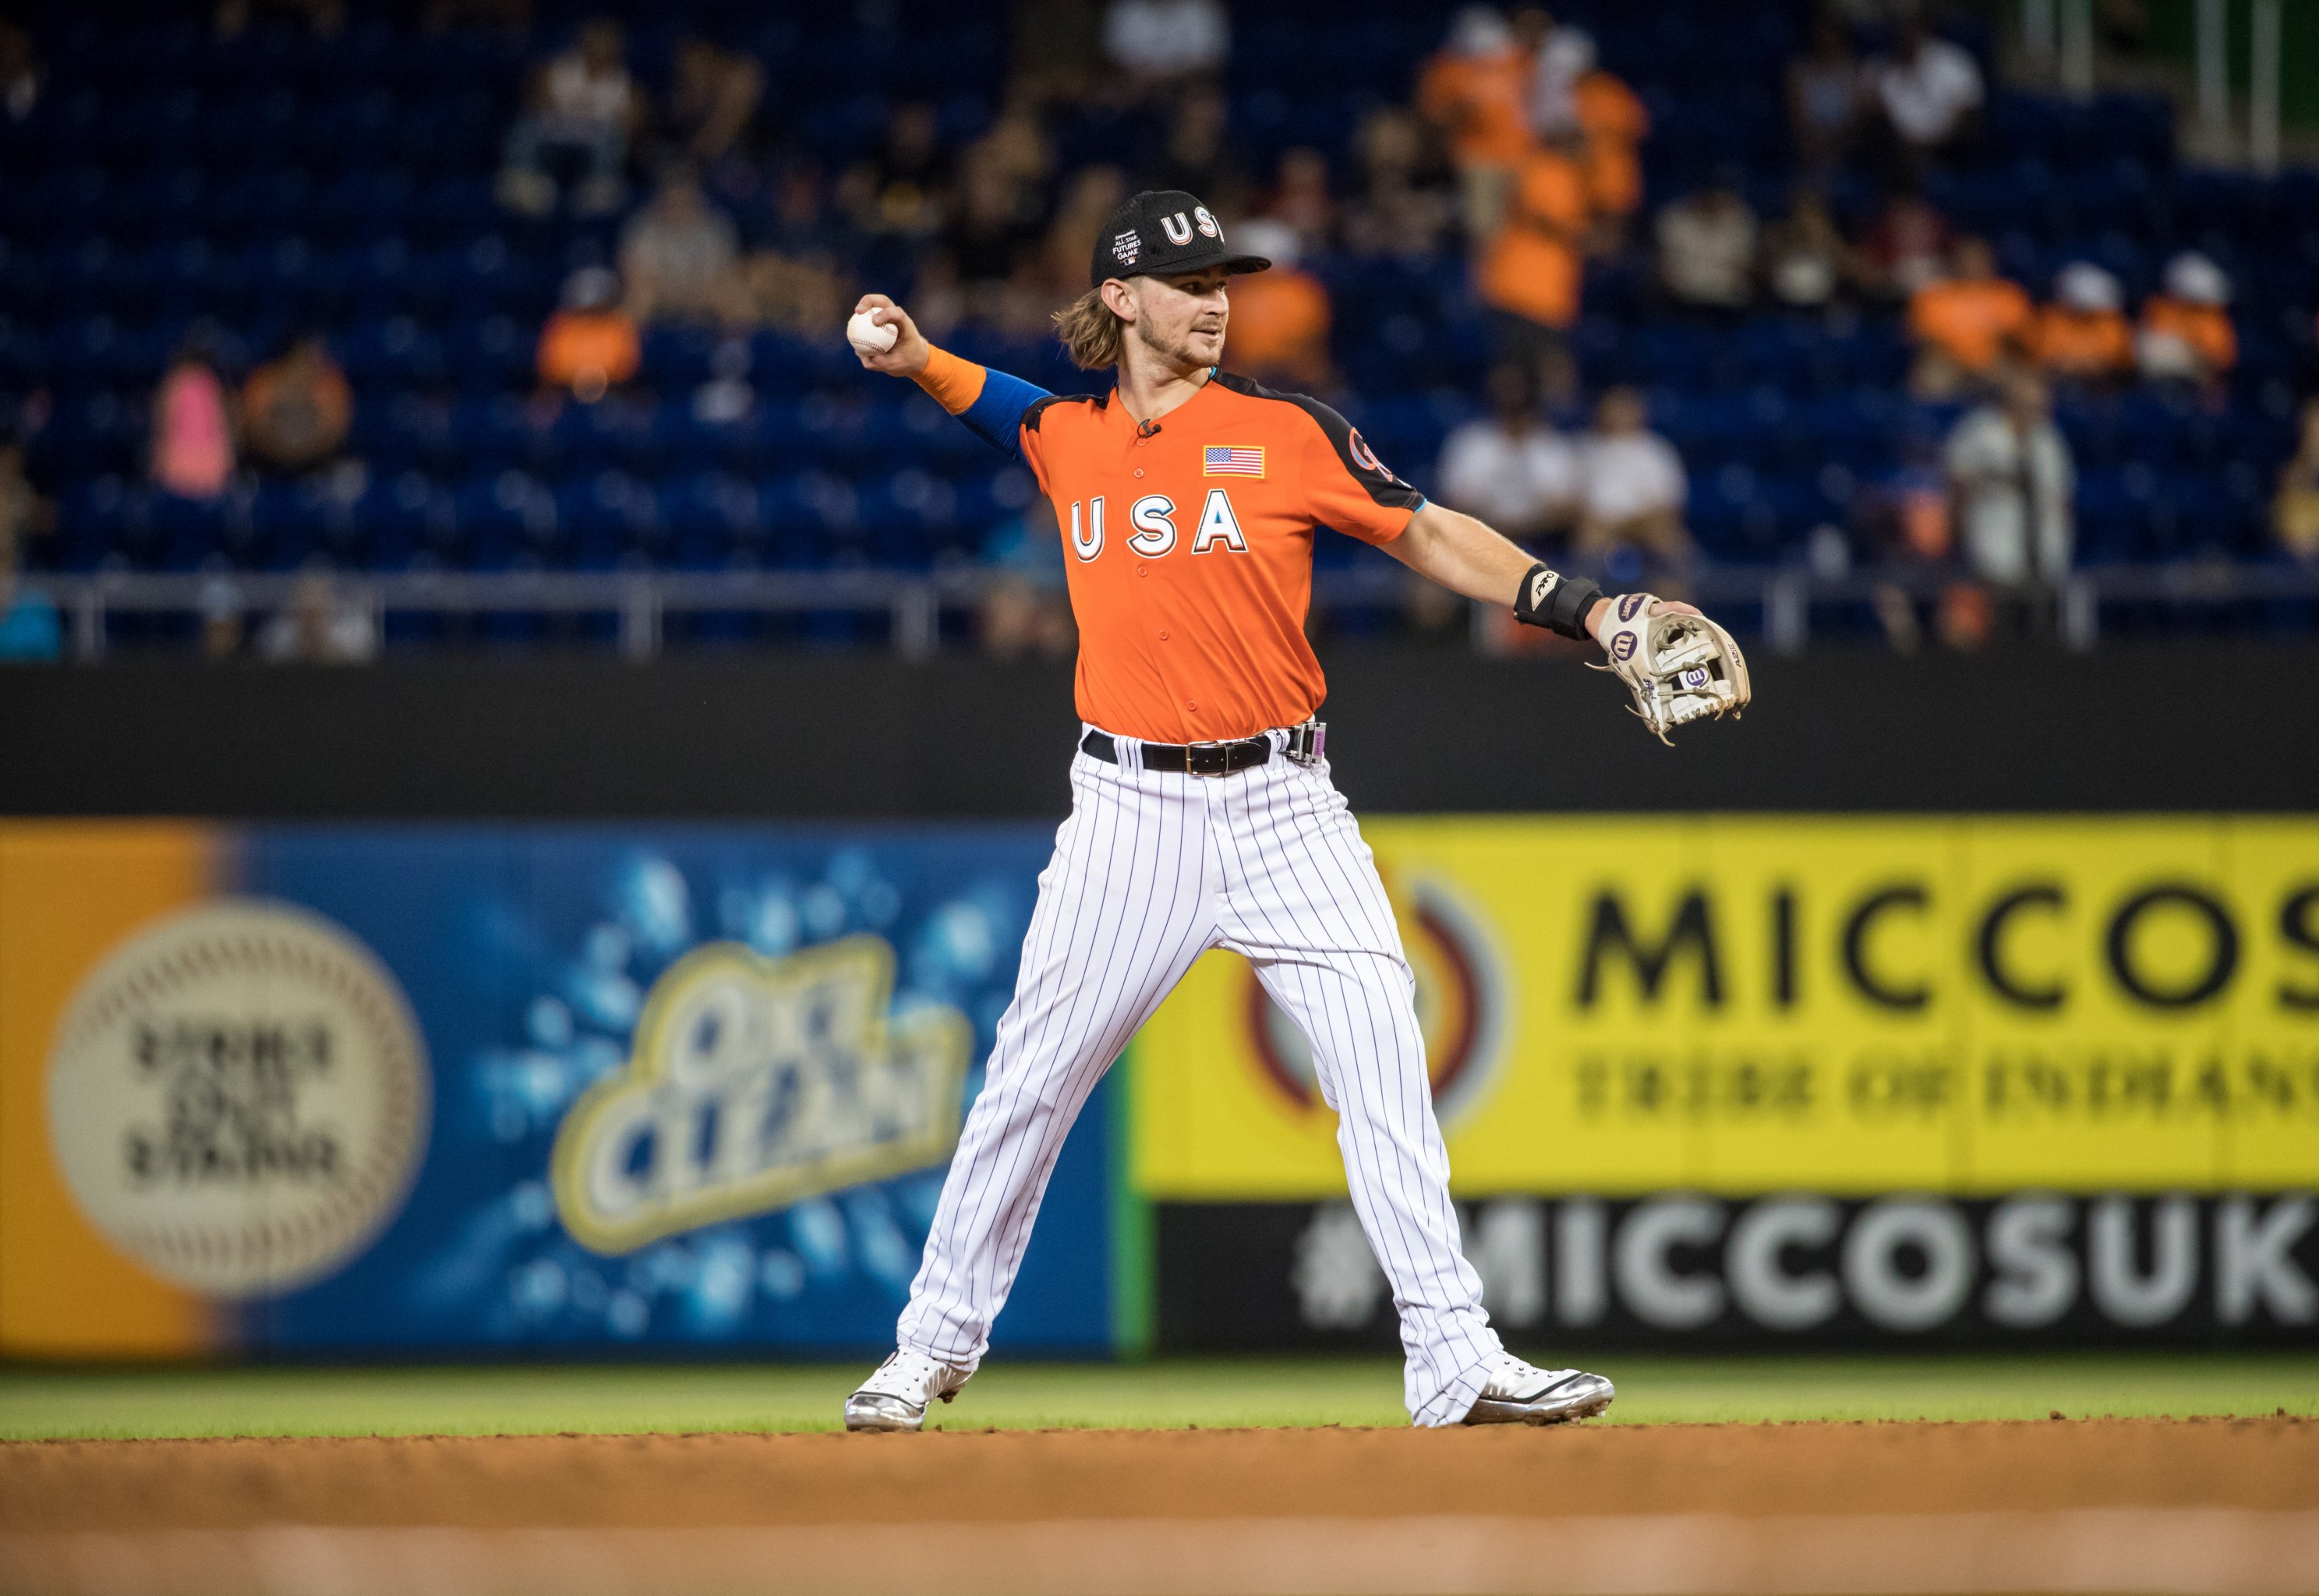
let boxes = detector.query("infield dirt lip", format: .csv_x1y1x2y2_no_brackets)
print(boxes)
5,1419,2315,1596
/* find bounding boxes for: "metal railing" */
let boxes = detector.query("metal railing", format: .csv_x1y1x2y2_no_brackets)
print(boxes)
23,561,2319,661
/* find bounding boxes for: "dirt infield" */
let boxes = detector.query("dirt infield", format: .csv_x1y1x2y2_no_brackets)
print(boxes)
4,1418,2316,1595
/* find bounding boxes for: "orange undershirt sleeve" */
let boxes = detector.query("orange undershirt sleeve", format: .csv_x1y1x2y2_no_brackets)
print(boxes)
912,347,989,417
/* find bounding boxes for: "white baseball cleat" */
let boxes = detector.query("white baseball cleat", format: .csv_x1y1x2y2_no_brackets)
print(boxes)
843,1349,971,1432
1461,1355,1615,1425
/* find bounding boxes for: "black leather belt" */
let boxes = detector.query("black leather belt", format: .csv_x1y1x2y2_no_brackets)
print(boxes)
1080,729,1272,775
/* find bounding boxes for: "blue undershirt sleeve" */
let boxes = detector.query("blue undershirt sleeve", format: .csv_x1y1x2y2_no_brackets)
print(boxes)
957,369,1050,465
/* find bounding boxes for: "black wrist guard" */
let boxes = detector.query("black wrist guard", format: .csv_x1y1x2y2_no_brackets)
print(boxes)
1511,564,1604,640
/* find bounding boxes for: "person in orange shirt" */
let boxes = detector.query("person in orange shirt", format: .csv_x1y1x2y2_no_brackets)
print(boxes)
1417,7,1534,241
241,333,354,477
1478,132,1590,389
835,187,1739,1439
2137,250,2236,386
2031,262,2133,384
537,265,642,403
1521,17,1646,234
1578,72,1647,221
1907,235,2031,397
1207,218,1332,390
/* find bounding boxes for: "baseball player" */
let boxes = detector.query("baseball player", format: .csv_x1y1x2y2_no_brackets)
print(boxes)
843,189,1748,1432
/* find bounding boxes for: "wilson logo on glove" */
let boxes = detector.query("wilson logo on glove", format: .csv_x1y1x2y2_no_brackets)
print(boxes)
1593,595,1753,746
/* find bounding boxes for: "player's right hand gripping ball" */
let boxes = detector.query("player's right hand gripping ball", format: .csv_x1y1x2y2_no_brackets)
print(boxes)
1594,592,1752,745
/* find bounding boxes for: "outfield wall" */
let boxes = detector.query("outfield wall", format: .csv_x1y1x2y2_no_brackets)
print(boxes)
2,648,2313,1358
5,644,2317,817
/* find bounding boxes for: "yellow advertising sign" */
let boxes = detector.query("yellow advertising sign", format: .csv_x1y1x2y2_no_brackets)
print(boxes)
1132,817,2319,1199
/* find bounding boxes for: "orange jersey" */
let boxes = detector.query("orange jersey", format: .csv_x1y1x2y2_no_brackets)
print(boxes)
1478,147,1589,329
1418,48,1534,168
2031,305,2132,377
1575,71,1648,216
1220,265,1332,384
915,350,1419,743
1908,277,2032,372
2140,295,2236,373
538,309,641,393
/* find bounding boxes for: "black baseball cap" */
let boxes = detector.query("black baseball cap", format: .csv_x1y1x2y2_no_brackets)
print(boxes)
1091,189,1271,288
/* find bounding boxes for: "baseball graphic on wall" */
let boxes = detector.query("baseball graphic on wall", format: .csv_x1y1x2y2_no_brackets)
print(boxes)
47,900,431,1298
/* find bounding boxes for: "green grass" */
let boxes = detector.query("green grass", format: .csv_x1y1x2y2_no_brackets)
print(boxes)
2,1356,2314,1442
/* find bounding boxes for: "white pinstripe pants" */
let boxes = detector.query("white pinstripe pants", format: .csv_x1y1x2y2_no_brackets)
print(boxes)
896,727,1504,1426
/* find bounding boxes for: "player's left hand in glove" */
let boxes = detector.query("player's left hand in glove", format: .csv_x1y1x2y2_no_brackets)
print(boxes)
1590,591,1752,745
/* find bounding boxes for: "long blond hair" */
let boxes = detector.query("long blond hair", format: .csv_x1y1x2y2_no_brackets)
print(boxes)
1052,287,1127,371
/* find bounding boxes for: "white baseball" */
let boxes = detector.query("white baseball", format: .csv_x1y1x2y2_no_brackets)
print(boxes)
847,309,899,355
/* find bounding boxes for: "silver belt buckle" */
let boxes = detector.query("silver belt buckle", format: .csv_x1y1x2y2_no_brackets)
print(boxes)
1183,740,1232,777
1285,718,1326,768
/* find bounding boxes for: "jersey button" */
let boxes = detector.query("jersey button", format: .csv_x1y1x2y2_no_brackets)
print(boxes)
1159,630,1169,641
1187,701,1199,711
1137,564,1147,577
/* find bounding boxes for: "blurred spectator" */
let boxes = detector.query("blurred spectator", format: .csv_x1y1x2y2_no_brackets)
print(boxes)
216,0,344,35
691,337,755,425
1267,148,1338,258
539,267,642,403
865,102,952,238
1787,16,1866,175
1524,9,1586,138
257,574,379,665
1571,45,1649,238
975,98,1059,221
1220,221,1331,391
1102,0,1229,95
1860,444,1958,652
746,168,857,332
1575,387,1692,577
1039,165,1131,296
2137,251,2236,386
1945,369,2074,596
242,334,352,477
1147,85,1248,221
2031,263,2133,384
1907,236,2030,398
500,19,644,218
760,162,854,259
1868,17,1982,177
1419,7,1534,242
1762,189,1851,309
198,577,246,661
620,171,749,327
0,22,40,125
0,439,60,662
1437,363,1578,542
943,148,1046,321
979,500,1076,659
1656,174,1758,312
2274,397,2319,565
1857,185,1950,300
662,35,765,171
1478,133,1590,394
1342,109,1454,261
150,344,237,501
1013,0,1105,106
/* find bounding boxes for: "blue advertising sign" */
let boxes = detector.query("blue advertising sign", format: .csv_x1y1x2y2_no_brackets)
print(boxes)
210,824,1114,1354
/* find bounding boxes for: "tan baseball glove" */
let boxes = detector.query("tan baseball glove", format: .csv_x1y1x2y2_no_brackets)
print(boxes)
1593,593,1752,745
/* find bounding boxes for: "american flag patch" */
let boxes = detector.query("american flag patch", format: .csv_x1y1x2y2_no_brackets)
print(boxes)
1203,445,1265,478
